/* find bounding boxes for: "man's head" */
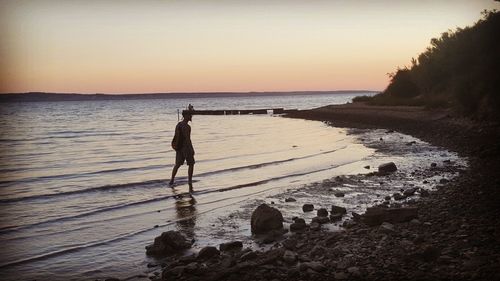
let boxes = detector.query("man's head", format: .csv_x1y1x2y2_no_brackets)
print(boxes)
182,111,192,122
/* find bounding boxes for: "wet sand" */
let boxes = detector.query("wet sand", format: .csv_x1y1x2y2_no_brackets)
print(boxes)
144,103,500,281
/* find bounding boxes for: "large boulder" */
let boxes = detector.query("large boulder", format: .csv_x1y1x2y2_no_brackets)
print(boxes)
378,162,397,174
251,204,284,234
146,231,191,256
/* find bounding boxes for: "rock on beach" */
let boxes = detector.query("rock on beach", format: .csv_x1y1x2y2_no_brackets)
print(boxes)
145,231,191,256
250,203,284,234
378,162,397,174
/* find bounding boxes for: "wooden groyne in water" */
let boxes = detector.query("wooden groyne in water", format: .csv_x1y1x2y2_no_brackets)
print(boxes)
182,108,298,115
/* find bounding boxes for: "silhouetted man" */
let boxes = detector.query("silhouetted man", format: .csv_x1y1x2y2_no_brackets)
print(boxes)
170,111,195,192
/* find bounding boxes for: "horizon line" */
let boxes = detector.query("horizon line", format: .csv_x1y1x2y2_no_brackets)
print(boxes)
1,89,381,95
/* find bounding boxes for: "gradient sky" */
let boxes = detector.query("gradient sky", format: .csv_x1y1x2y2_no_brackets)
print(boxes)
1,0,498,94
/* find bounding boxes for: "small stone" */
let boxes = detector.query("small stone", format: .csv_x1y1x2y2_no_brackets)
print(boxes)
403,188,417,197
384,195,391,201
309,245,326,257
334,192,345,197
330,213,343,221
347,266,361,276
219,241,243,252
393,193,405,201
378,162,397,174
300,261,325,272
240,251,258,261
331,205,347,214
282,238,298,250
290,222,306,232
317,208,328,217
439,178,449,184
420,245,440,262
285,197,296,202
364,165,370,169
410,219,421,225
420,189,430,197
312,216,330,224
379,222,395,233
302,204,314,212
197,246,220,260
310,222,321,231
282,250,297,264
431,163,437,167
334,271,348,280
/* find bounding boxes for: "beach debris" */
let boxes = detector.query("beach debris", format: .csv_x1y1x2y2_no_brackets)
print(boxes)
302,204,314,212
250,203,284,234
197,246,220,260
317,208,329,217
378,162,398,174
146,230,192,256
219,241,243,252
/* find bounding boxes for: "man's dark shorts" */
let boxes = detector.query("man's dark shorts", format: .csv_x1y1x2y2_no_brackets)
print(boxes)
176,148,195,166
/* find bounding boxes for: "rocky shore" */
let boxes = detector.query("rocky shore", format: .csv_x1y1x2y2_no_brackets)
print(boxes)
143,103,500,281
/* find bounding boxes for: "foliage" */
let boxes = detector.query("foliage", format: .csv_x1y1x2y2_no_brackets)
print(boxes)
364,10,500,121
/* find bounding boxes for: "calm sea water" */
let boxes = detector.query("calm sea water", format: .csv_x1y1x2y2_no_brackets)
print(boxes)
0,92,379,280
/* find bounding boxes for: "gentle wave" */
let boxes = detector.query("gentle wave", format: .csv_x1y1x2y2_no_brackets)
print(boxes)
0,146,346,203
0,155,358,235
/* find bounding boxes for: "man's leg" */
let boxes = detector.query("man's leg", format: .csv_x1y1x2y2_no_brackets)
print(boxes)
170,164,181,185
188,164,194,192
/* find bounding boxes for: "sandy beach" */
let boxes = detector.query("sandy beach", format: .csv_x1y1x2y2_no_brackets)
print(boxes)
142,103,500,281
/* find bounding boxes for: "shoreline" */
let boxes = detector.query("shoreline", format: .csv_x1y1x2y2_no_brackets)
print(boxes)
144,103,500,281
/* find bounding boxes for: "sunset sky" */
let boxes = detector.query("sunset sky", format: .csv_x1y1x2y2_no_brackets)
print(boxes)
1,0,498,94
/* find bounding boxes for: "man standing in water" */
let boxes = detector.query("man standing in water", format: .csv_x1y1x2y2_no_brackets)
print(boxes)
170,111,195,192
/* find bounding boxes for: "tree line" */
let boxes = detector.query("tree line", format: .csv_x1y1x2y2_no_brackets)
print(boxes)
355,10,499,122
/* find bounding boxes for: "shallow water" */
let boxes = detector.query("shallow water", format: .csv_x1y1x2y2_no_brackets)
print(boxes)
0,92,384,280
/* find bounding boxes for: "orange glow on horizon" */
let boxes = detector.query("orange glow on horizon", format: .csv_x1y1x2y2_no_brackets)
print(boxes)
1,0,498,94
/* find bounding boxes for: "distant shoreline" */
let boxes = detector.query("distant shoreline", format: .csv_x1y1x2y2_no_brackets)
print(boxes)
0,91,378,103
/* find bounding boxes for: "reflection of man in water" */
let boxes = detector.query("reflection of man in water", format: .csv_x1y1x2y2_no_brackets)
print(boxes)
173,192,197,240
170,111,195,192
